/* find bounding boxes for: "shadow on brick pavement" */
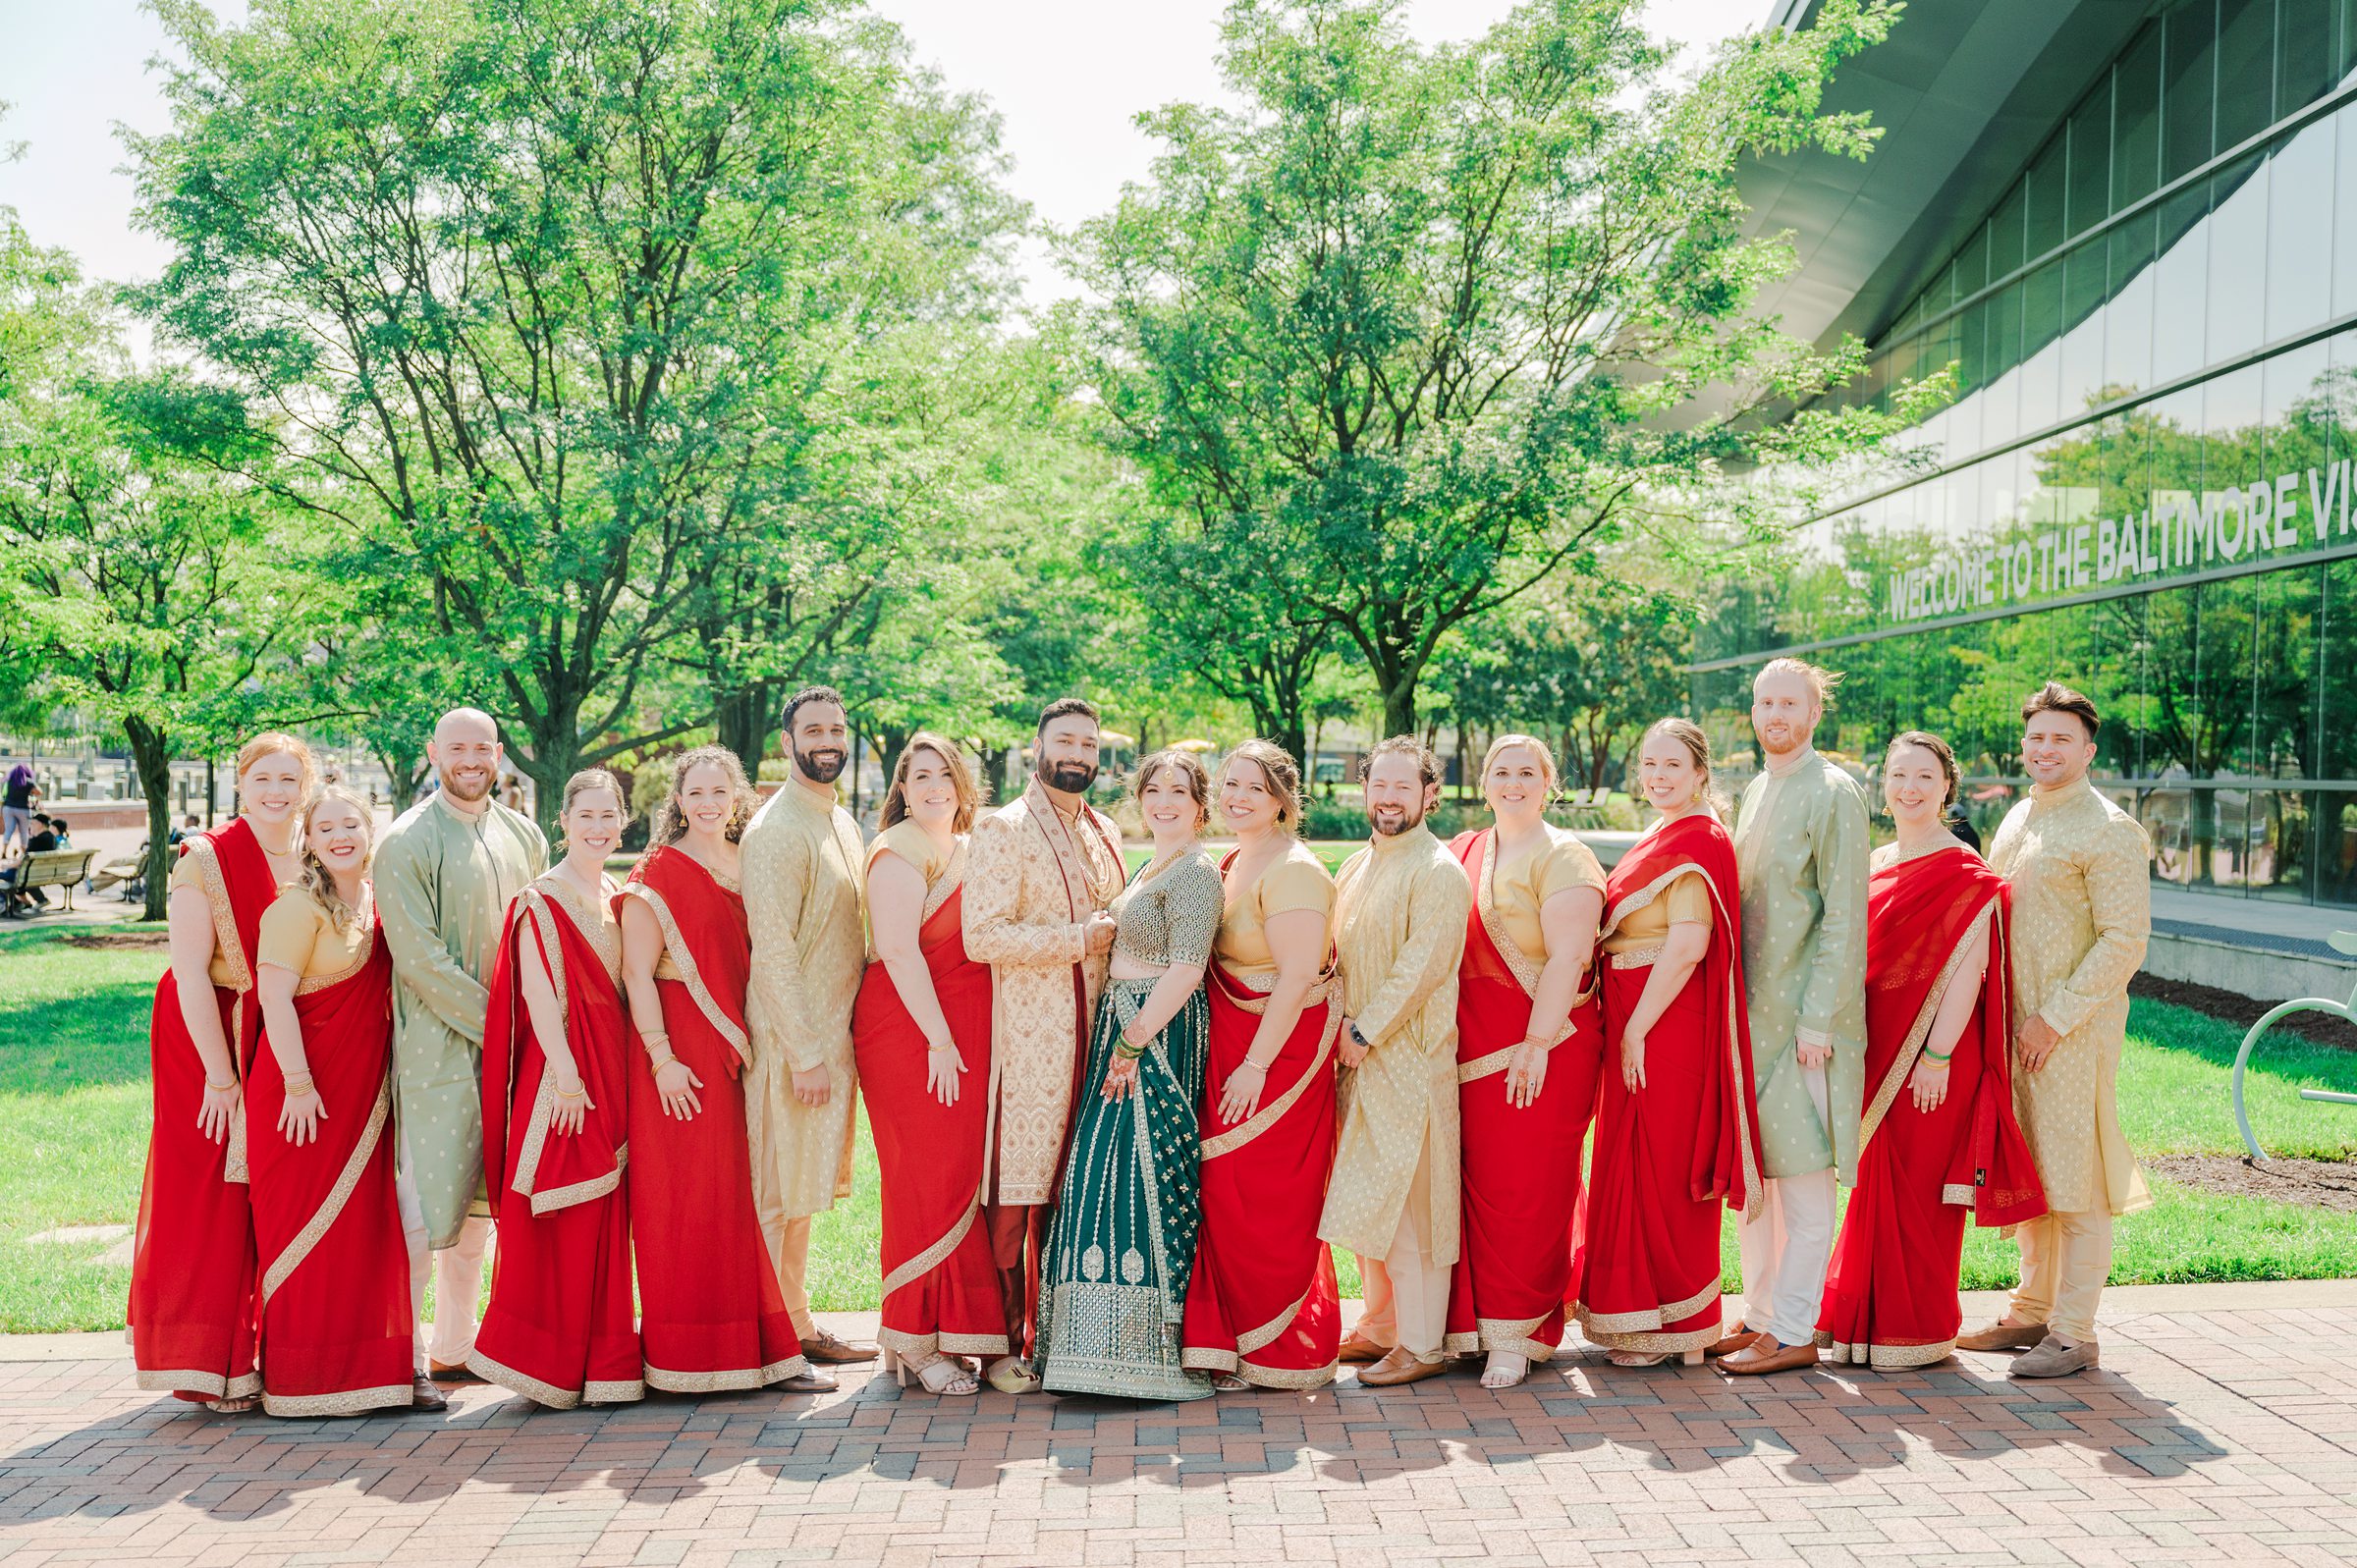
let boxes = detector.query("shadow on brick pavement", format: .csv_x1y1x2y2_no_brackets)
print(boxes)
1,1299,2355,1565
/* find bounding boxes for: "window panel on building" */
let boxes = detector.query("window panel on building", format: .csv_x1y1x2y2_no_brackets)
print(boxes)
2205,154,2269,365
2106,207,2159,398
2164,0,2220,185
2060,240,2110,417
2067,81,2113,239
2276,0,2343,119
2025,135,2069,261
2152,183,2212,384
2114,22,2165,211
2265,119,2337,344
2214,0,2276,154
2336,103,2357,318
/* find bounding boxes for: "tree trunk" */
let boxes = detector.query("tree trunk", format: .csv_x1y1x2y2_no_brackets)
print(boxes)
981,746,1013,807
876,726,910,801
124,717,176,924
716,682,774,781
1379,676,1418,743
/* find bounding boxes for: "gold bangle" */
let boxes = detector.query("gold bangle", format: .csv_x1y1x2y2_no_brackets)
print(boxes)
646,1053,678,1073
556,1081,587,1100
283,1073,315,1093
206,1075,238,1092
1242,1054,1275,1072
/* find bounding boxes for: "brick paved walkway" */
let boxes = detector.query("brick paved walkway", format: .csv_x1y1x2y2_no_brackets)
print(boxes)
4,1285,2357,1566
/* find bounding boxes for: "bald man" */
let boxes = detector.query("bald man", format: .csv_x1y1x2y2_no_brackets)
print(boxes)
375,708,548,1379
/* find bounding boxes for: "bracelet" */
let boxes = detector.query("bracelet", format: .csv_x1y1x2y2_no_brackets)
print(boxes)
1922,1048,1953,1064
1518,1032,1555,1049
1114,1035,1146,1060
555,1080,587,1100
282,1073,315,1093
646,1053,678,1073
638,1030,669,1047
1242,1054,1275,1072
206,1075,238,1092
927,1040,958,1053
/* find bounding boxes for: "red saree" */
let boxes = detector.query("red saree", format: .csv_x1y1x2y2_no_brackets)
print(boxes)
131,818,273,1404
852,843,1007,1361
471,876,643,1409
618,846,806,1391
1574,813,1764,1356
1444,829,1603,1362
1180,933,1342,1388
247,913,412,1416
1816,846,2047,1368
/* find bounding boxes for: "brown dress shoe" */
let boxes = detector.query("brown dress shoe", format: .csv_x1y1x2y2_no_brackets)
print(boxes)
1704,1326,1764,1360
410,1375,449,1411
1337,1334,1391,1365
1355,1347,1449,1387
2008,1336,2098,1379
1720,1337,1820,1377
427,1358,485,1383
798,1328,879,1365
1956,1320,2049,1353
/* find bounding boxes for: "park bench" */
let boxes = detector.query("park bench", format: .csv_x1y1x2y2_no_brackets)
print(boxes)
2,846,102,917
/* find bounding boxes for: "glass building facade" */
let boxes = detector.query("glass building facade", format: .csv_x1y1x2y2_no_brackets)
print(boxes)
1701,0,2357,906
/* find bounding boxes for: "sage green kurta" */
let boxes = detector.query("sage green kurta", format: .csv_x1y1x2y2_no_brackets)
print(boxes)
374,788,548,1249
1730,748,1869,1185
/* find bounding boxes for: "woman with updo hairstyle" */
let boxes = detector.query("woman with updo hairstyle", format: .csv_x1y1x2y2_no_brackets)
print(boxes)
1036,749,1224,1399
616,746,817,1396
851,733,1002,1396
132,730,316,1411
470,769,654,1408
1441,734,1608,1389
249,785,433,1415
1574,718,1764,1367
1179,739,1343,1389
1814,732,2045,1369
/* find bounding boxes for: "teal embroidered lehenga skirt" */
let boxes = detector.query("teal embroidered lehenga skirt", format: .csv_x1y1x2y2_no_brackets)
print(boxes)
1035,977,1213,1401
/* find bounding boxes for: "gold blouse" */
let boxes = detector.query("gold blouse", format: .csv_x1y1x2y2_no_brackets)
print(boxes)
1216,841,1336,970
256,888,372,982
866,819,952,887
172,851,287,988
1601,871,1712,953
1491,828,1606,960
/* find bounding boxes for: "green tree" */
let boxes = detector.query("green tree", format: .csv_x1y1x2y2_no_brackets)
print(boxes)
131,0,1019,826
0,244,296,917
1072,0,1933,737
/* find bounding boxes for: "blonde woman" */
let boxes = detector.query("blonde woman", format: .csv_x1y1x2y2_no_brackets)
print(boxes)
1442,735,1607,1389
132,731,315,1411
1180,740,1342,1389
249,787,433,1416
1574,721,1764,1368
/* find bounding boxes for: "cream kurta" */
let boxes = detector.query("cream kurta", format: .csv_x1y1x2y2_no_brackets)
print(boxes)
740,782,867,1223
1318,822,1472,1264
962,782,1124,1207
375,789,548,1249
1731,748,1870,1183
1987,776,2154,1217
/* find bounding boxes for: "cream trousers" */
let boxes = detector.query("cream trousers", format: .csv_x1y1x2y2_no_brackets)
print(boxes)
2009,1208,2113,1344
1349,1130,1451,1363
1737,1057,1836,1348
399,1128,492,1369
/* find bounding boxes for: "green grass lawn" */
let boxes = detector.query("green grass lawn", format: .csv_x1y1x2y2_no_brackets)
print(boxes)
3,920,2353,1332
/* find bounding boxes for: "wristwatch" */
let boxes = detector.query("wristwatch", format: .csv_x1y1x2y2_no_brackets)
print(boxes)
1348,1022,1370,1052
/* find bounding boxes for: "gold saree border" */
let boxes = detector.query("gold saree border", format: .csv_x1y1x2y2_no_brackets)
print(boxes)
619,879,750,1060
186,836,256,1185
259,1072,393,1306
643,1353,811,1393
1198,974,1339,1162
260,1381,412,1419
1858,899,1996,1150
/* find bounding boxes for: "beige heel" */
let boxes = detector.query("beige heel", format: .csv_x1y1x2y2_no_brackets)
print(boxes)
881,1347,906,1388
1681,1348,1704,1367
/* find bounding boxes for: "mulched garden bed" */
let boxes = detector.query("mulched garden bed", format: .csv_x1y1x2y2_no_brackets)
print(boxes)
2145,1153,2357,1214
2132,972,2357,1049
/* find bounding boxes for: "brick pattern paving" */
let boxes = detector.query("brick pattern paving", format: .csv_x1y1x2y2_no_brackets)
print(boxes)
4,1305,2356,1566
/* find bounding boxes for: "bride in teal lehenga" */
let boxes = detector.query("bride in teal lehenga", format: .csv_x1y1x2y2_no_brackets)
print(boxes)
1035,750,1223,1402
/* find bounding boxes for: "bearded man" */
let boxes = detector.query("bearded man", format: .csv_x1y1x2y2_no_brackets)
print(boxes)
961,697,1125,1392
740,685,874,1372
375,706,548,1379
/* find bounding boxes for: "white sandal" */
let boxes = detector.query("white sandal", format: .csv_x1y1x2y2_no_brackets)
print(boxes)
884,1347,979,1396
985,1356,1042,1394
1479,1351,1530,1389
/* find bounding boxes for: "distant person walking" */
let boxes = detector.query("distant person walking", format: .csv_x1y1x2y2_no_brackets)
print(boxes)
3,760,37,855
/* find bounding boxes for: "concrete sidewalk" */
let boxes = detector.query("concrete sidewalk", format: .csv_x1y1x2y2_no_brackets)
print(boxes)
4,1281,2357,1564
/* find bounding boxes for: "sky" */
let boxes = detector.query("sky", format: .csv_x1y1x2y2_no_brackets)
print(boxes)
0,0,1769,314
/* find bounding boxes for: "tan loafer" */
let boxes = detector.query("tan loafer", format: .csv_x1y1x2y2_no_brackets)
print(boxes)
1704,1325,1764,1360
1355,1347,1449,1387
1956,1320,2049,1353
2009,1336,2098,1379
779,1369,840,1393
1337,1334,1391,1365
798,1328,879,1365
1720,1337,1820,1377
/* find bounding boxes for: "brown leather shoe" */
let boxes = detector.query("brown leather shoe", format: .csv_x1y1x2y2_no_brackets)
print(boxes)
1720,1337,1820,1377
410,1375,449,1411
1355,1347,1449,1386
2008,1336,2098,1379
780,1369,840,1393
427,1358,484,1383
798,1327,879,1365
1337,1334,1391,1365
1956,1320,2049,1353
1704,1325,1763,1360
